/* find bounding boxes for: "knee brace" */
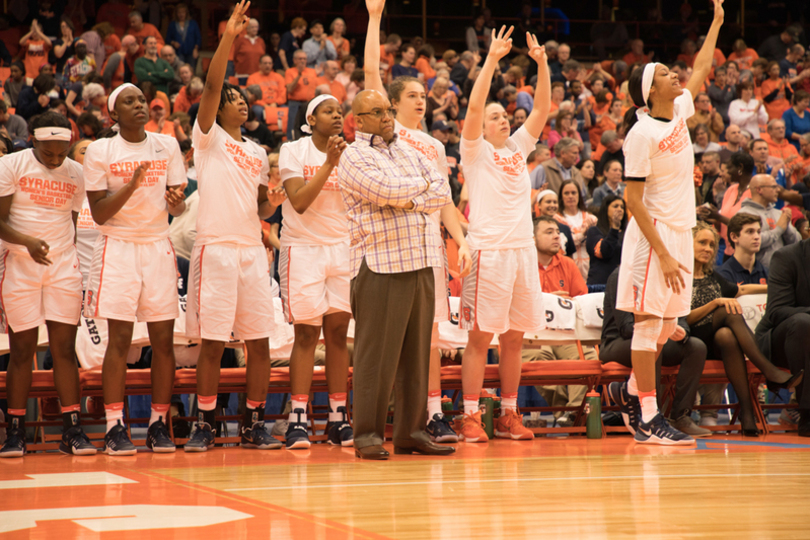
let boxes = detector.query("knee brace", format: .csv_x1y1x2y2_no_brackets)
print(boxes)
631,318,663,352
658,318,678,345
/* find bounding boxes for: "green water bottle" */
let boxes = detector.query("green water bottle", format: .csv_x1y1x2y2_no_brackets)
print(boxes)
585,390,602,439
479,394,494,438
441,396,454,421
493,396,501,419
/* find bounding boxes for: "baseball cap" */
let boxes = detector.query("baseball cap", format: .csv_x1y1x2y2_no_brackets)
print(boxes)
150,99,164,109
430,120,451,132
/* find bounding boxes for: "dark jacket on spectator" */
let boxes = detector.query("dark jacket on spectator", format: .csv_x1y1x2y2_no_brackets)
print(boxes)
16,86,49,120
586,226,623,287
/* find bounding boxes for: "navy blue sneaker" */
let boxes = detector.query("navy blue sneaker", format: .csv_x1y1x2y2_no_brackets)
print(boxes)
241,421,282,449
105,422,137,456
326,407,353,447
59,426,97,456
635,413,695,446
609,381,641,435
285,409,311,449
184,422,215,452
146,418,176,453
426,413,459,443
0,423,26,458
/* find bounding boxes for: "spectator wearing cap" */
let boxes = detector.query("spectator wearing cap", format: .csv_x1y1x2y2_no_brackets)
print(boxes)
248,55,287,106
134,36,174,94
234,18,266,84
63,39,97,84
316,60,347,104
126,11,164,50
758,26,800,62
144,98,176,136
303,19,337,70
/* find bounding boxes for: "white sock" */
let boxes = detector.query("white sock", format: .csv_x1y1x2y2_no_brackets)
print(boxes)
106,409,123,433
427,392,442,420
501,396,517,412
149,409,162,427
640,396,659,424
289,395,308,424
328,394,346,422
627,372,639,396
463,398,479,416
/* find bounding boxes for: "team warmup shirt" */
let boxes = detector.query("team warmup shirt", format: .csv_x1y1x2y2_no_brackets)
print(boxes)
0,149,84,254
76,198,99,288
192,120,270,247
279,137,347,245
460,126,536,251
622,89,697,231
83,132,186,242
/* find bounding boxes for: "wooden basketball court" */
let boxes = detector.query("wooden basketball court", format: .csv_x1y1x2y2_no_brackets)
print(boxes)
4,431,810,538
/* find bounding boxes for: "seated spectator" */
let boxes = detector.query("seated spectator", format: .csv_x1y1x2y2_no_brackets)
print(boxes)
450,51,475,89
4,62,26,108
782,90,810,152
134,36,174,94
0,101,29,145
279,17,307,72
719,124,745,163
234,18,266,84
174,77,203,114
346,68,365,105
144,99,175,136
20,20,52,81
392,44,419,80
16,74,58,120
244,85,266,123
327,18,350,60
591,159,625,209
697,151,721,206
532,137,584,195
242,108,276,153
556,179,597,280
796,217,810,240
591,100,625,161
425,77,457,126
247,55,286,106
81,82,110,126
578,158,598,197
728,38,759,71
511,106,528,135
415,45,436,81
548,111,582,155
764,118,799,160
63,39,96,84
126,10,164,50
738,174,800,268
166,3,201,65
76,111,103,140
762,61,792,120
302,19,336,70
749,137,785,178
535,190,576,257
596,130,624,176
169,112,191,144
527,143,552,173
688,93,724,142
336,55,356,89
692,124,722,154
689,222,798,435
586,194,626,287
316,60,347,104
177,63,194,87
677,39,698,68
717,213,769,285
791,133,810,185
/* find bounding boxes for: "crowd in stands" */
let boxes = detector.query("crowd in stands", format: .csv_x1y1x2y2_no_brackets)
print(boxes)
1,0,810,441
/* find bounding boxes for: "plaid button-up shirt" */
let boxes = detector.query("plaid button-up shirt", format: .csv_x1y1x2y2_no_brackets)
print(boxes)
337,131,451,277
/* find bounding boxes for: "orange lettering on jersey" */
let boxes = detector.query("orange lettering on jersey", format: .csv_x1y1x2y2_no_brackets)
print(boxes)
398,129,438,162
109,159,169,187
493,151,526,177
17,176,78,209
302,164,341,191
225,141,263,176
657,118,689,154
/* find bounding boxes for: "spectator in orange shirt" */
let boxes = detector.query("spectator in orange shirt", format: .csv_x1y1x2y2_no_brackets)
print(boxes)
173,77,203,114
379,33,402,82
19,20,52,81
247,55,287,105
622,39,653,67
316,60,347,104
327,18,351,60
233,19,266,85
415,45,436,81
285,49,318,139
126,11,164,51
677,39,697,68
764,118,799,161
729,39,759,71
762,61,792,120
144,99,176,136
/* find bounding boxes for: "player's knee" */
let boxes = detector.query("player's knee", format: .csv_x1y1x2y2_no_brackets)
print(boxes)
294,324,321,348
658,318,677,345
631,318,663,352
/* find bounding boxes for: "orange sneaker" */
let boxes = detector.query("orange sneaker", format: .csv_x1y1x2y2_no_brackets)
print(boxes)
495,409,534,440
455,412,489,443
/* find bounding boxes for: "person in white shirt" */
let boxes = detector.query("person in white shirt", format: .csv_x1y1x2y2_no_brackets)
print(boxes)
364,0,472,445
184,1,286,453
728,80,767,139
0,113,93,459
278,94,353,450
610,0,726,446
68,139,98,291
84,83,187,456
458,26,551,443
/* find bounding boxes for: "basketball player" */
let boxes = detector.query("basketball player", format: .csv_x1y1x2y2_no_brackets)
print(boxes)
184,0,285,452
278,94,353,449
0,113,93,458
458,27,551,442
84,84,187,455
610,0,725,445
364,0,472,443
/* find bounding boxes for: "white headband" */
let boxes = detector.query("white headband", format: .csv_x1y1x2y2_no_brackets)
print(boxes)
107,83,137,112
300,94,338,134
536,189,556,205
636,63,658,121
33,127,71,142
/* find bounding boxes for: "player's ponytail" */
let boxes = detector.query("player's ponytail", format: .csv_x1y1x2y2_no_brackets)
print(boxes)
621,65,648,136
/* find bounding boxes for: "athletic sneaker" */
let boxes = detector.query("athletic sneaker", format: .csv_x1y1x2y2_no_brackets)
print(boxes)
184,422,215,452
0,425,26,458
634,413,695,446
326,407,354,447
146,419,176,453
105,423,137,456
455,412,488,443
241,421,282,449
779,408,801,426
285,409,311,449
59,426,97,455
426,413,459,443
494,409,534,440
608,381,641,435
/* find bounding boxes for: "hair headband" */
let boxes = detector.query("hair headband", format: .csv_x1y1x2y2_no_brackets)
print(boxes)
536,189,556,205
107,83,137,112
34,127,72,142
636,63,659,121
300,94,338,134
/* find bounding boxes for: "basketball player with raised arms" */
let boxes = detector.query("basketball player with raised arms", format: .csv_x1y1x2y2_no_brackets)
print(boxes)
184,0,285,452
610,0,726,445
458,26,551,443
364,0,472,444
0,113,92,458
83,83,187,456
278,94,353,449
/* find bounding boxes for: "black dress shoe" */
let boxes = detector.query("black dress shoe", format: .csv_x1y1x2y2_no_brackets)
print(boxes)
799,410,810,438
767,370,804,395
394,441,456,456
355,445,389,460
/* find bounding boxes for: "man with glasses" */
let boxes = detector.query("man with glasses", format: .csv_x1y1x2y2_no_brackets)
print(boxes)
738,174,800,269
336,89,453,460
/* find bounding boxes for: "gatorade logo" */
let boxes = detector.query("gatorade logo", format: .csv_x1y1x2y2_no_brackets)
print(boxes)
557,298,574,310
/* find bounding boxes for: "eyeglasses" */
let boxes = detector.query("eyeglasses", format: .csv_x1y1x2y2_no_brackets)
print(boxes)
356,108,396,119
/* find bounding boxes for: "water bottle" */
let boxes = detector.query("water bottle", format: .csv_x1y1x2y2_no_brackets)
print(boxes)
585,390,602,439
441,396,454,421
479,393,494,438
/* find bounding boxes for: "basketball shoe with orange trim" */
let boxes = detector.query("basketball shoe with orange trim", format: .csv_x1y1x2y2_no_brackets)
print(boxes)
494,409,534,440
455,412,489,443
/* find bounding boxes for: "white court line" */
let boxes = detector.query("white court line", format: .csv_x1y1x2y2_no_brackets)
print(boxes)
0,472,137,490
226,472,810,492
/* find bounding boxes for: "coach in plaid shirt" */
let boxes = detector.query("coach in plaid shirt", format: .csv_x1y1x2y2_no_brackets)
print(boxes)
337,89,454,460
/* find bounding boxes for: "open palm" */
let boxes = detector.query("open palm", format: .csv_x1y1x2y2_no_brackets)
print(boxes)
488,26,514,60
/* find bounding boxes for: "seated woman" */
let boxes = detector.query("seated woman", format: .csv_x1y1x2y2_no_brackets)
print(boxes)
535,189,575,258
688,222,802,435
556,179,597,280
586,193,625,287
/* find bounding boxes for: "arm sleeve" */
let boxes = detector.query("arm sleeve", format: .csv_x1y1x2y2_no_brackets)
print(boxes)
0,159,16,198
622,128,652,179
72,167,85,213
568,261,588,297
192,119,219,150
325,41,337,60
459,134,484,169
166,23,179,45
82,143,109,192
511,125,539,162
278,143,304,182
336,148,429,207
167,139,186,187
562,226,576,257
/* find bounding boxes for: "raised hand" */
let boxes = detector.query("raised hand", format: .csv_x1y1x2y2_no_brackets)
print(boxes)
487,26,514,61
267,186,286,206
129,161,150,191
165,183,187,207
526,33,546,66
711,0,724,22
366,0,386,18
26,237,51,265
224,0,250,38
326,135,347,167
